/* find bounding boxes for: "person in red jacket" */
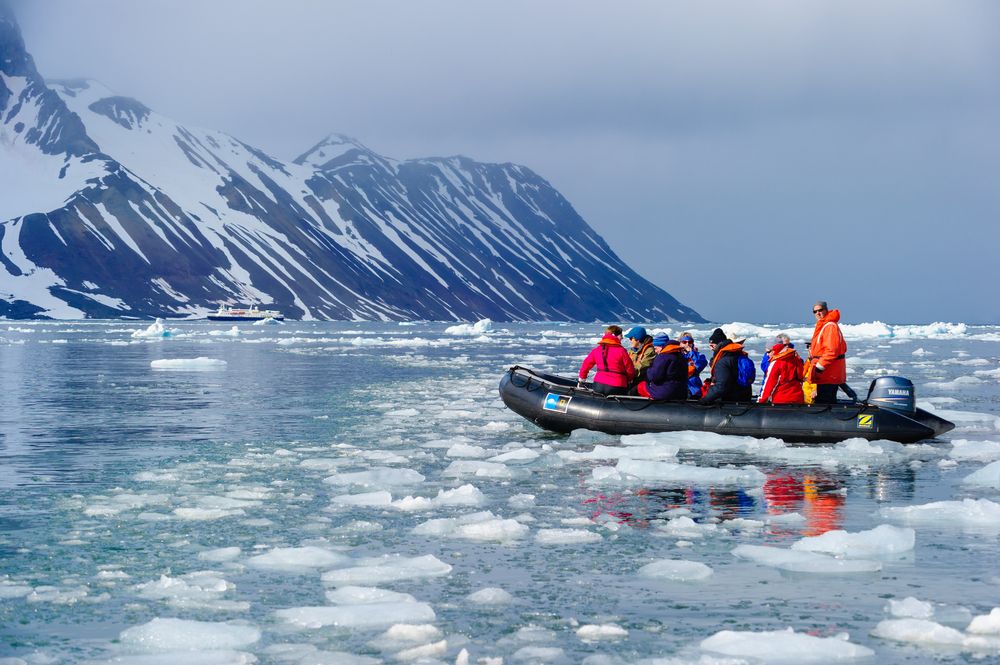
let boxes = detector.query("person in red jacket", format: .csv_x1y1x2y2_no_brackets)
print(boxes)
579,325,636,396
758,342,805,404
808,301,847,404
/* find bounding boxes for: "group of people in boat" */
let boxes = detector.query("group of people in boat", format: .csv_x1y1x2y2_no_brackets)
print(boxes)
578,300,850,405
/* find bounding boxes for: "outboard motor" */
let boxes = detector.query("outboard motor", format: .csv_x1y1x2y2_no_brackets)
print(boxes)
866,376,916,413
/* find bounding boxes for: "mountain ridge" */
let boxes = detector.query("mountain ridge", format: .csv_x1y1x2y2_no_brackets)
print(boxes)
0,9,703,323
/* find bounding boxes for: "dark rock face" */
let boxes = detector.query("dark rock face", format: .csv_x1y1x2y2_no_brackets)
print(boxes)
0,9,703,323
87,96,151,130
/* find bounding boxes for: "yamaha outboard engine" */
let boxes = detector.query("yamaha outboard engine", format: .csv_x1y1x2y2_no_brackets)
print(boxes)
867,376,916,413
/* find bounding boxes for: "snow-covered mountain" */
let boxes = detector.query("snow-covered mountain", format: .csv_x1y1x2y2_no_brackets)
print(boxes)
0,7,703,322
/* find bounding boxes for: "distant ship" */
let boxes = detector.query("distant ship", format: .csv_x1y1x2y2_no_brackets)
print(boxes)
207,304,285,322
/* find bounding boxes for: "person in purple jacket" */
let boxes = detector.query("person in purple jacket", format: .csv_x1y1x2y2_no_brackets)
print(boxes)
644,332,689,401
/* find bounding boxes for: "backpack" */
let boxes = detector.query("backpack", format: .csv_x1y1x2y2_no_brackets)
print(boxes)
736,353,756,387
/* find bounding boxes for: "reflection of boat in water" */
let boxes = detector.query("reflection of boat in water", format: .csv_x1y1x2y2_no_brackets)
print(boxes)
500,366,954,444
206,304,285,322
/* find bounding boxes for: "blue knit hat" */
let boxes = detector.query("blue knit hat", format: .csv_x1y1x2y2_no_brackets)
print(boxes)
623,326,647,341
652,332,670,347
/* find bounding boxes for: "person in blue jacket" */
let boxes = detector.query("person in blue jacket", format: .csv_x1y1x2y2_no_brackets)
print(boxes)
678,332,707,399
645,332,689,401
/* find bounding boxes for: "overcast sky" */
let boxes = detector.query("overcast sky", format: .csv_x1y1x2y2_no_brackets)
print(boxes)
14,0,1000,324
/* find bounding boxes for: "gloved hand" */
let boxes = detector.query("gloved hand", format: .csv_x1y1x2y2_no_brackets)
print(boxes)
814,363,825,373
576,378,584,387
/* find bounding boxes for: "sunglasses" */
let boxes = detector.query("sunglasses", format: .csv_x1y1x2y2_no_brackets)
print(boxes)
813,309,825,314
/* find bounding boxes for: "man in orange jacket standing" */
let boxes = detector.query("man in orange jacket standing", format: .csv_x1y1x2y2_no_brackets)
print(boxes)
808,301,847,404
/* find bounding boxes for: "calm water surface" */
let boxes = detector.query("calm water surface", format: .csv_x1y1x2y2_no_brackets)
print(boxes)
0,320,998,664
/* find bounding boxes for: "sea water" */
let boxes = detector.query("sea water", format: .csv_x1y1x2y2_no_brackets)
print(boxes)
0,320,998,664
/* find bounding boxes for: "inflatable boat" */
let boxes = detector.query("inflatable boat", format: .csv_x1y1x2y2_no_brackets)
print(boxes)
499,366,954,444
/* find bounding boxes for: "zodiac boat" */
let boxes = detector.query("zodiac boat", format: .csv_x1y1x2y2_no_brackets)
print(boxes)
499,366,954,444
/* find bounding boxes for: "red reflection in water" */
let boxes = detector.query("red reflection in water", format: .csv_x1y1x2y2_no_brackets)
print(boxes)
764,472,844,536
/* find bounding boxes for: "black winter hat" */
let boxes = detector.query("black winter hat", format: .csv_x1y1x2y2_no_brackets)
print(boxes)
709,328,728,345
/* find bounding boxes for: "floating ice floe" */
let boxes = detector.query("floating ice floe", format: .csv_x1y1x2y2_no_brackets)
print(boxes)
871,617,1000,653
466,587,514,605
593,458,765,487
576,623,628,640
367,623,444,653
444,319,492,335
320,554,452,586
245,546,349,573
442,460,513,479
637,559,714,581
412,511,529,543
656,515,721,540
887,596,935,619
391,484,486,511
208,326,239,337
879,498,1000,529
701,627,874,662
732,545,882,574
198,547,242,563
150,357,227,370
949,439,1000,462
534,528,602,545
790,524,915,559
252,316,282,325
131,318,175,338
134,572,247,611
274,601,435,630
323,467,426,488
963,460,1000,489
117,617,260,652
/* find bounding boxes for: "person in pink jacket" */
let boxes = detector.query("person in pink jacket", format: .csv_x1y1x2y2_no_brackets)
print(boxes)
579,325,636,396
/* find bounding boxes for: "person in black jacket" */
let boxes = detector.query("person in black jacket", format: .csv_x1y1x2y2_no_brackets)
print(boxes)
701,328,753,404
645,333,689,400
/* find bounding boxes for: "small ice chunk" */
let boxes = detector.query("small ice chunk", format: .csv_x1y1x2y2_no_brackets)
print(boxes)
508,494,536,509
732,545,882,574
412,511,529,543
132,318,175,338
512,646,565,662
964,461,1000,490
488,448,539,464
576,624,628,640
968,608,1000,635
441,461,513,479
392,484,486,511
396,639,448,661
766,512,806,525
331,491,394,507
880,498,1000,529
246,547,349,573
871,618,966,647
657,516,719,539
320,554,451,586
637,559,713,581
534,528,602,545
467,587,514,605
198,547,242,562
172,507,244,521
150,357,227,370
118,617,260,651
791,524,915,558
887,597,935,619
446,443,489,458
444,319,492,335
611,458,765,486
323,467,425,488
274,602,435,629
368,623,442,650
325,586,417,605
949,439,1000,462
701,627,873,662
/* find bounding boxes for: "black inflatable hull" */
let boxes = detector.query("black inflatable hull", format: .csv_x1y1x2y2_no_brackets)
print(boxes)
500,367,955,444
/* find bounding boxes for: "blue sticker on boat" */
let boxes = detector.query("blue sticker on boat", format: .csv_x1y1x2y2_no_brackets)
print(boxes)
543,393,572,413
857,414,875,430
